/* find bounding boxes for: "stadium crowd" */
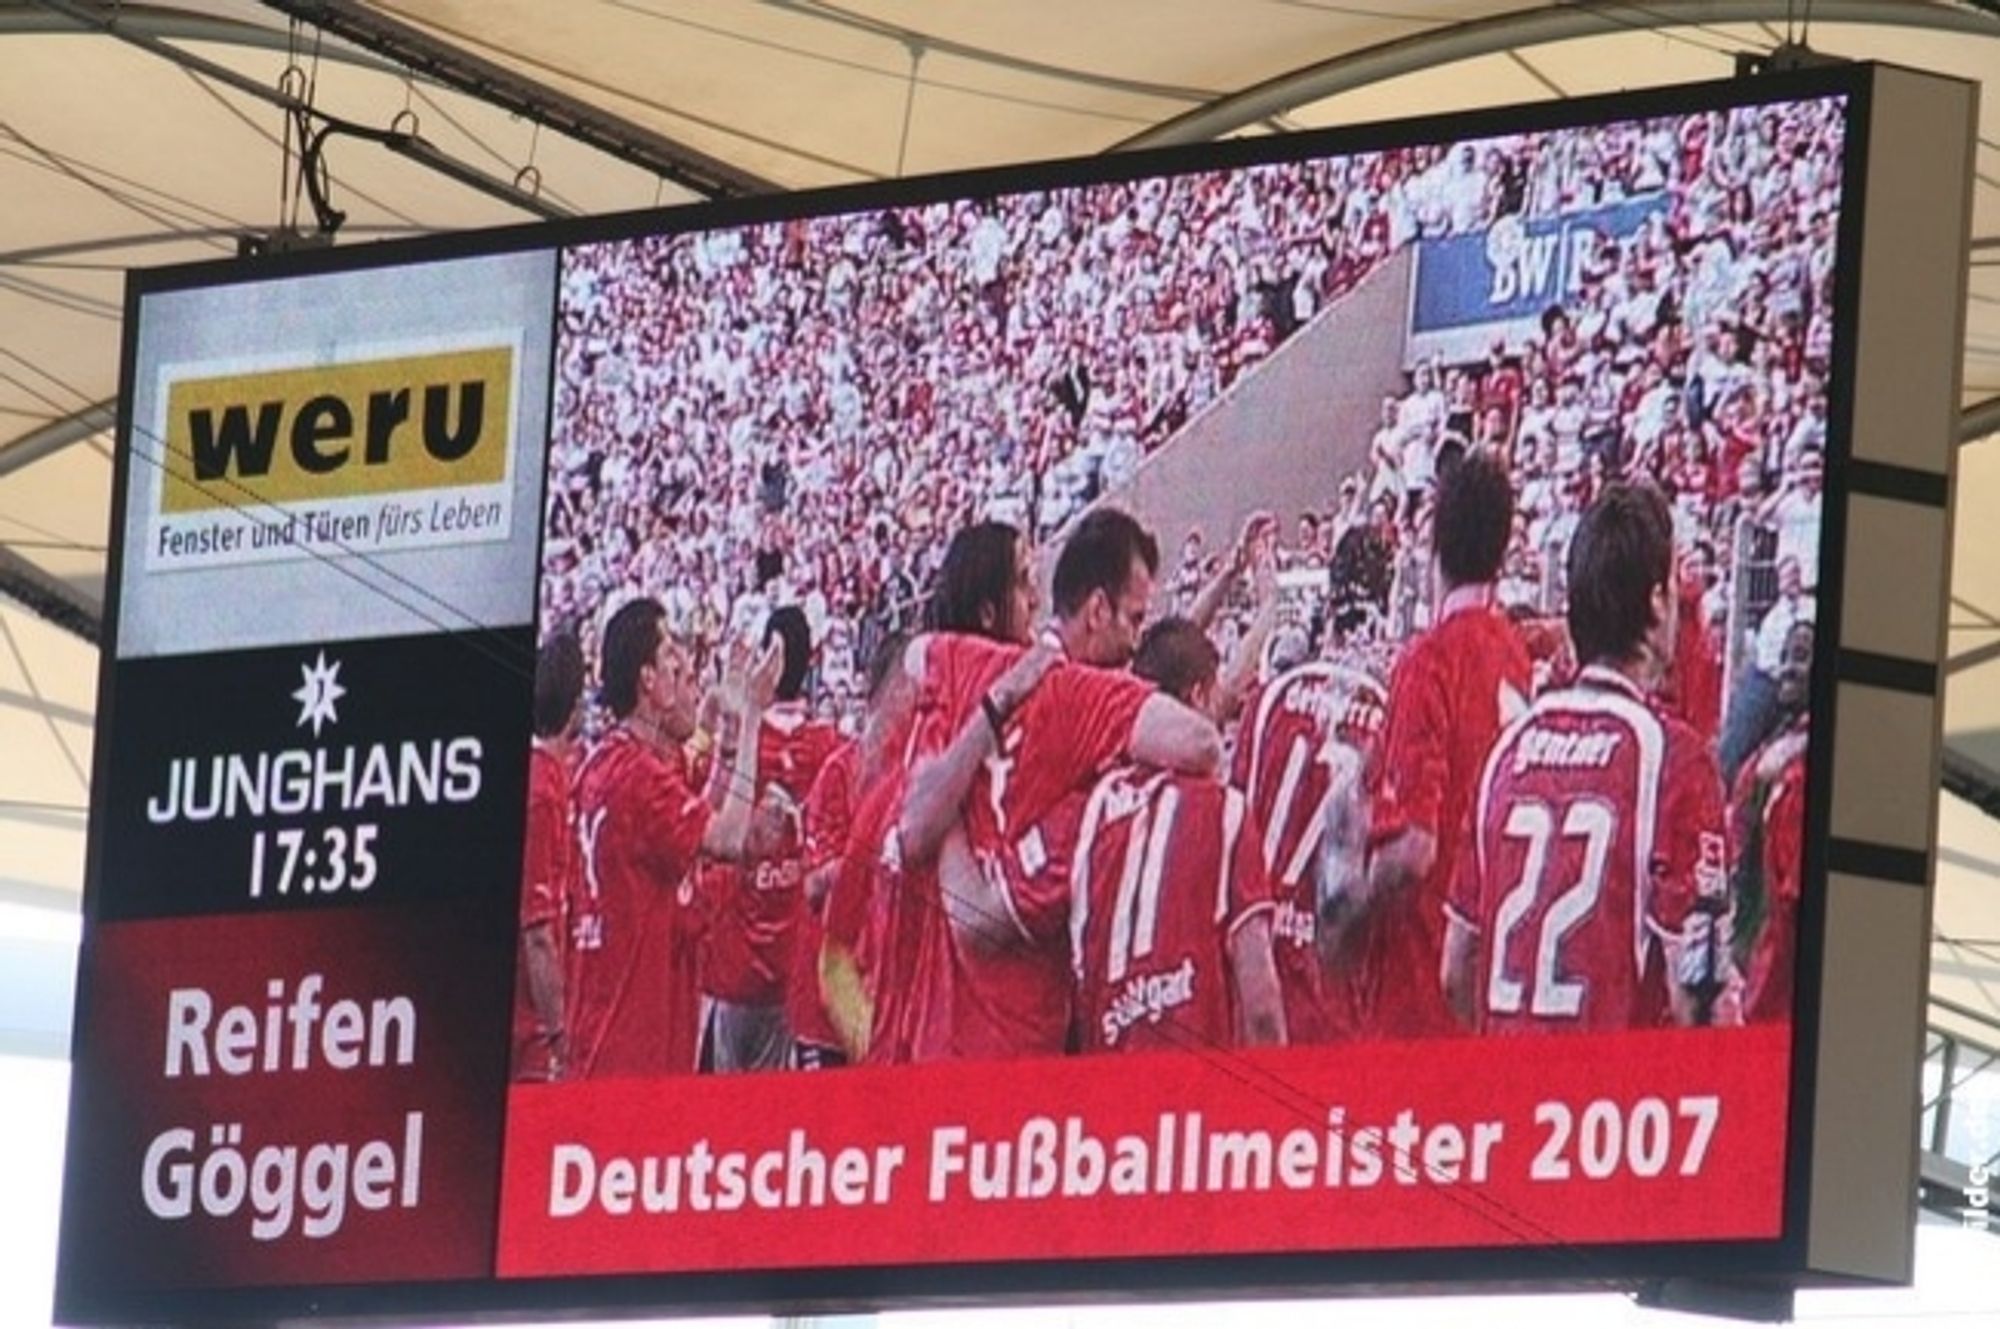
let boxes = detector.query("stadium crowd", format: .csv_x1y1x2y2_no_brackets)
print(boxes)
1172,97,1838,716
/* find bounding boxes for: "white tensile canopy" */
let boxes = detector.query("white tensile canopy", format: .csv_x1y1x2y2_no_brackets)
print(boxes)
1,0,1997,1040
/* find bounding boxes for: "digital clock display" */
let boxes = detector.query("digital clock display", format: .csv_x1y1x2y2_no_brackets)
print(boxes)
247,824,380,898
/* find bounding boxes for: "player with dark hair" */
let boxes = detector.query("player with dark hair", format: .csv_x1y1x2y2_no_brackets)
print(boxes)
1328,494,1395,641
1072,618,1286,1053
568,598,784,1078
514,629,584,1082
928,520,1037,646
595,598,666,719
1050,506,1161,667
1352,448,1532,1038
1444,483,1734,1032
1129,616,1220,701
697,604,843,1073
764,604,816,701
830,524,1054,1066
1433,446,1516,589
881,506,1222,1063
532,630,586,740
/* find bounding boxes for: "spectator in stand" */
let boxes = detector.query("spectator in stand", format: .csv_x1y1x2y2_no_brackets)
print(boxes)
1720,554,1815,781
1761,446,1824,591
1329,494,1396,642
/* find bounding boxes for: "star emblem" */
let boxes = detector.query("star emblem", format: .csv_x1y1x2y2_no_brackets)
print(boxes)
292,651,346,737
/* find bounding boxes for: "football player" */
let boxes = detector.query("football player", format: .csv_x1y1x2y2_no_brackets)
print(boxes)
1073,617,1285,1053
1444,483,1735,1032
1353,449,1533,1038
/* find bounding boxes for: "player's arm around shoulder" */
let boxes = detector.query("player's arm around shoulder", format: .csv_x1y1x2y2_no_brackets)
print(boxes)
900,638,1059,868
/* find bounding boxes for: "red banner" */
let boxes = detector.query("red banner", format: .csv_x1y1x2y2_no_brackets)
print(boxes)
65,907,512,1291
497,1025,1790,1276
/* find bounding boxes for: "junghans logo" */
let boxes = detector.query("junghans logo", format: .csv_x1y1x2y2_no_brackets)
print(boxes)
143,651,484,825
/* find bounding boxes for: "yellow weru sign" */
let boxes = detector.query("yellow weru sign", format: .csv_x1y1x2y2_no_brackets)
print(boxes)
160,346,513,514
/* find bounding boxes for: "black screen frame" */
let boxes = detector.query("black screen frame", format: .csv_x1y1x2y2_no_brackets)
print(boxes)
59,59,1886,1327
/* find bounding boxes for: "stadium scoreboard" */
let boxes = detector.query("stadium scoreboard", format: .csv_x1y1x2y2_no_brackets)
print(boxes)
57,63,1975,1325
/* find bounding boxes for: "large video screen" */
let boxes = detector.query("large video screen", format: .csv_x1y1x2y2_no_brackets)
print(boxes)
59,65,1911,1325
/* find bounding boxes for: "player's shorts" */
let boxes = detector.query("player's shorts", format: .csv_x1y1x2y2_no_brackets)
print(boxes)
698,996,791,1074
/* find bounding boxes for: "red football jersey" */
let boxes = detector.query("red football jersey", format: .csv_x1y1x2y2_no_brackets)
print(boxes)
1742,728,1807,1023
567,729,713,1078
915,634,1154,863
910,789,1090,1063
1361,587,1532,1039
697,703,842,1006
514,741,574,1080
791,739,860,1049
1450,667,1728,1033
820,769,922,1066
1663,567,1723,744
1072,768,1274,1053
1232,662,1386,1043
815,698,920,1063
901,632,1154,1063
1514,615,1576,697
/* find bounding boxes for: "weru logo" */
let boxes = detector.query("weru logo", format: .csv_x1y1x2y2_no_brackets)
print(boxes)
159,345,513,513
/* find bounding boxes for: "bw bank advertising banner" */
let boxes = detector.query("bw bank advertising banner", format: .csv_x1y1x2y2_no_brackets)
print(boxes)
1406,194,1669,366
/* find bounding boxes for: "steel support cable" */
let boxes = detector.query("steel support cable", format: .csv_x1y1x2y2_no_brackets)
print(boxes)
30,0,571,226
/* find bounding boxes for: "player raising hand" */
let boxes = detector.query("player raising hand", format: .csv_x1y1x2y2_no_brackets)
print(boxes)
568,604,783,1078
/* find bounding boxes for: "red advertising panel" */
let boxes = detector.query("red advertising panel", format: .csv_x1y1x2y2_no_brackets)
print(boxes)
498,1029,1793,1275
57,63,1965,1325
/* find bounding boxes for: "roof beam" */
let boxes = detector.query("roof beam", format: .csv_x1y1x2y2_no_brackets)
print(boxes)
0,874,81,914
31,0,571,223
1948,636,2000,676
0,399,112,479
0,685,90,728
1964,394,2000,446
0,224,428,267
257,0,776,199
1944,747,2000,821
1117,0,2000,149
0,0,402,73
0,546,99,646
